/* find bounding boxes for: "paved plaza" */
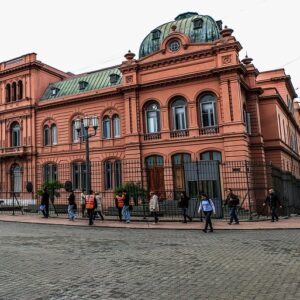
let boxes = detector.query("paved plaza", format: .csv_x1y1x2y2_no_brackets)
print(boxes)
0,222,299,300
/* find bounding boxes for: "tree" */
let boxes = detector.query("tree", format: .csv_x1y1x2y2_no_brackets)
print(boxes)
37,180,63,204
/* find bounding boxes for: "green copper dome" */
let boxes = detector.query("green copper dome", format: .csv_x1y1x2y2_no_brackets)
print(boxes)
139,12,221,58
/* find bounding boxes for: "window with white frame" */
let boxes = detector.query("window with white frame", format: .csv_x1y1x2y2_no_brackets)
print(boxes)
113,115,120,138
145,102,160,133
103,116,111,139
200,94,217,127
171,98,187,130
11,122,20,147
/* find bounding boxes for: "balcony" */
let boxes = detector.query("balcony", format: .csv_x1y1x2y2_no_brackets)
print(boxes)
199,126,219,135
170,130,189,138
144,133,161,140
0,146,29,158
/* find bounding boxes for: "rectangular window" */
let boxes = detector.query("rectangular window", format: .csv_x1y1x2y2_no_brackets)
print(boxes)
147,111,159,133
201,102,215,127
174,107,186,130
115,161,122,188
246,112,251,134
105,162,112,190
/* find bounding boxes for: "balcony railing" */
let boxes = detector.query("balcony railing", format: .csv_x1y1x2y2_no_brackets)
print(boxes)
199,126,219,135
0,146,28,157
170,130,189,138
144,132,161,140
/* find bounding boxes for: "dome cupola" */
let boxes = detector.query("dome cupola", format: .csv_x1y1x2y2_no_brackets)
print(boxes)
139,12,221,58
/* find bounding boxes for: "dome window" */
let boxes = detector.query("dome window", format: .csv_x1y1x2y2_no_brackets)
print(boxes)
78,81,88,90
216,20,223,31
51,87,60,96
151,29,161,40
193,18,203,29
109,73,120,85
168,40,180,52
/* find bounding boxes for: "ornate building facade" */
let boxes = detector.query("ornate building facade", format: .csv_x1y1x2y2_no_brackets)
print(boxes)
0,12,299,212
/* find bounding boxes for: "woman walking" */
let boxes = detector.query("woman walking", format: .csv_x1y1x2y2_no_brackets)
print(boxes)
68,190,77,221
198,192,215,233
149,191,159,224
94,192,104,221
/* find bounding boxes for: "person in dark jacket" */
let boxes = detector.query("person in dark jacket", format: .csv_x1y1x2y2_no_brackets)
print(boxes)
224,188,240,225
178,191,192,223
122,190,131,223
263,188,282,222
68,190,76,221
41,188,50,218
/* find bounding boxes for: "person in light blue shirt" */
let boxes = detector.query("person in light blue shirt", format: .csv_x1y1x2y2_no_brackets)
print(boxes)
198,192,216,233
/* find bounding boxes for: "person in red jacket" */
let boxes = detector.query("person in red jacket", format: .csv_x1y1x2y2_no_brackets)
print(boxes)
115,191,124,222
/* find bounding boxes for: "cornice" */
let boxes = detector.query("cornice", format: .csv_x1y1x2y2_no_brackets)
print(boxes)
121,41,242,73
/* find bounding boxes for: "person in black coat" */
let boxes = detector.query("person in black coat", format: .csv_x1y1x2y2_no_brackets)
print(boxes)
41,188,50,218
263,188,282,222
178,191,192,223
224,188,240,225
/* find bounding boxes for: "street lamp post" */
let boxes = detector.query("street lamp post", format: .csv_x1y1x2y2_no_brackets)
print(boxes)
75,115,99,193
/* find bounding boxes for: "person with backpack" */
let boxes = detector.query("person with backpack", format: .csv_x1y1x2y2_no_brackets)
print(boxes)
224,188,240,225
198,192,216,233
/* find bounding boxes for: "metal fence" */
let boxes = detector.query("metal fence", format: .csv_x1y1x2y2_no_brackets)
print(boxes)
0,160,299,220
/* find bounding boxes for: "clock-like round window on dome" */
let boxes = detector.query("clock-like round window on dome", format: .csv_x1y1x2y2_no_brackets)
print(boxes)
168,40,180,52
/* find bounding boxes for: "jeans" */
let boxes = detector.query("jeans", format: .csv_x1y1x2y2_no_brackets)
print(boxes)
68,205,76,220
151,211,159,223
122,206,130,222
271,206,279,221
229,207,239,224
203,211,213,231
42,203,49,218
182,207,192,222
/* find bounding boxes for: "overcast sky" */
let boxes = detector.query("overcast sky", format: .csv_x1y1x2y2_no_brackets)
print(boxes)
1,0,299,97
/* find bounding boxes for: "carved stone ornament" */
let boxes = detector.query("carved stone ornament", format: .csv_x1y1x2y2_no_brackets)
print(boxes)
222,55,232,65
126,76,133,83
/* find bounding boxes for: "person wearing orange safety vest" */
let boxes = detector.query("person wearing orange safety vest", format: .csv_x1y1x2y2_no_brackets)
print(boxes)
85,190,97,225
115,191,124,222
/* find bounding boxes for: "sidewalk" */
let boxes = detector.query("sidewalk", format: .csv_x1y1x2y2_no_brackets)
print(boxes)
0,214,300,230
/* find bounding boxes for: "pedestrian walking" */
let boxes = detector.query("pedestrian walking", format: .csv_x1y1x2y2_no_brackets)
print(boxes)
263,188,282,222
224,188,240,225
122,190,131,223
94,192,104,221
149,191,159,224
40,187,50,218
198,192,216,233
80,189,86,218
178,191,192,223
115,191,124,222
85,190,97,225
67,190,76,221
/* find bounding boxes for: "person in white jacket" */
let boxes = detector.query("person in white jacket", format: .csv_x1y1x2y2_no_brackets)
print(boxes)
198,192,216,233
149,191,159,224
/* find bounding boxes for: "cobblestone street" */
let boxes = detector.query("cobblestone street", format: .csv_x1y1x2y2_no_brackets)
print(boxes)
0,222,299,300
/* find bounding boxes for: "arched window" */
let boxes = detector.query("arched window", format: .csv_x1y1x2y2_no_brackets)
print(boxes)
17,80,23,100
171,98,187,130
172,153,191,165
199,94,217,128
200,151,222,161
44,125,50,146
72,162,86,190
72,120,86,143
104,159,122,190
11,164,21,192
112,115,120,138
51,125,57,145
6,84,11,102
11,122,20,147
103,116,111,139
145,102,160,133
12,82,17,101
44,164,57,183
